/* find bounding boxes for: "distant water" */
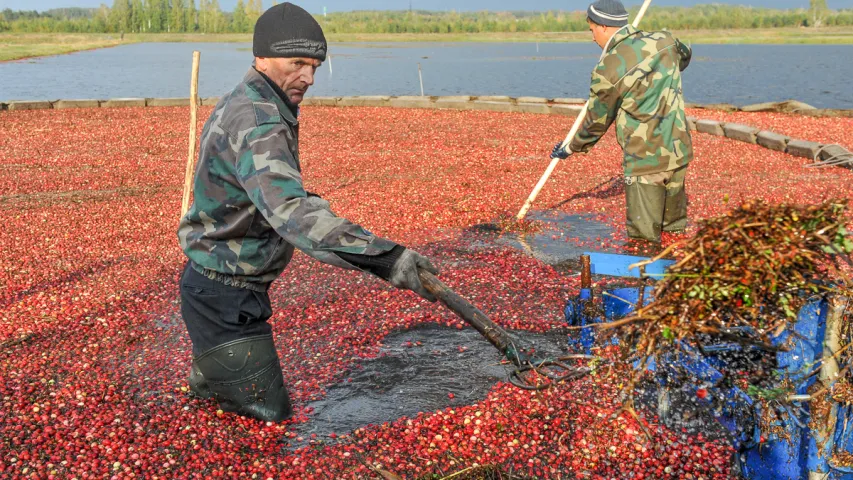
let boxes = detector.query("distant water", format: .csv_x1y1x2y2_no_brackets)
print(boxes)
2,41,851,109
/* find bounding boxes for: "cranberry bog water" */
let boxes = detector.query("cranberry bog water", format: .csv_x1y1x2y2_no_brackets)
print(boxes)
1,105,852,479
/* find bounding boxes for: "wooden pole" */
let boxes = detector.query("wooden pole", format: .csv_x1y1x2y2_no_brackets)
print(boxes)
418,62,425,97
580,254,591,289
181,50,201,219
809,296,846,479
516,0,654,221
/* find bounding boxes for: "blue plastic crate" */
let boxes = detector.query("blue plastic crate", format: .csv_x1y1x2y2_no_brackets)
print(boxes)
565,252,853,479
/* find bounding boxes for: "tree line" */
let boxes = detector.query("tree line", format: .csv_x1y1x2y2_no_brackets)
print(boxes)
1,2,851,34
0,0,265,33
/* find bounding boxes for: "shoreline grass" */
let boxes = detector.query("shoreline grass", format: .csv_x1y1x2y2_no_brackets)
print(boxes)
2,26,852,62
0,33,127,62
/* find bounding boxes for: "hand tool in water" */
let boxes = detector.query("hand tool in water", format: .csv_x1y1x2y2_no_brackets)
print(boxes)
418,270,598,390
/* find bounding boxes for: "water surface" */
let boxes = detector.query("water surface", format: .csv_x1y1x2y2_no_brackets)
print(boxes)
2,42,851,108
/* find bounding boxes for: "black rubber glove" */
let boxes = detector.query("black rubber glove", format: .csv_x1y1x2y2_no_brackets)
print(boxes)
389,249,440,302
550,141,572,160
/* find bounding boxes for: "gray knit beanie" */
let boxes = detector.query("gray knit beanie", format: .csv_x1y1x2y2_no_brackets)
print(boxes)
587,0,629,27
253,2,327,61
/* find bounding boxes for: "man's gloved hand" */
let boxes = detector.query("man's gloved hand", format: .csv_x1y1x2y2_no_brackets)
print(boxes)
305,191,330,210
389,249,440,302
550,141,572,160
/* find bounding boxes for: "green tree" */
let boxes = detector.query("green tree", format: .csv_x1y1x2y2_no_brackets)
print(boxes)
130,0,143,31
150,0,169,32
185,0,196,31
108,0,130,32
201,0,224,33
810,0,828,27
93,3,110,31
232,0,248,32
144,0,158,32
245,0,263,28
198,0,209,32
171,0,186,32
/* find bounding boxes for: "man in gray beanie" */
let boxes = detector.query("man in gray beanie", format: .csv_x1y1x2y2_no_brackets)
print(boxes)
177,2,439,422
552,0,694,244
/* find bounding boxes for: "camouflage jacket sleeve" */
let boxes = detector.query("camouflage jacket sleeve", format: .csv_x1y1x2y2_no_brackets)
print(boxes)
569,68,623,154
234,123,397,268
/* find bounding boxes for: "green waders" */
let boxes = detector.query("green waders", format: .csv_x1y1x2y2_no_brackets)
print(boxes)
625,165,688,243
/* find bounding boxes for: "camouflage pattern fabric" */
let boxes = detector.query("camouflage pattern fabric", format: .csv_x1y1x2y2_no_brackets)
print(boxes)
570,25,694,177
632,167,684,187
178,68,396,289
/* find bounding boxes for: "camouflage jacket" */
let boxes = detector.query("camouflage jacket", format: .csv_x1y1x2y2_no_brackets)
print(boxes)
570,25,694,177
178,68,397,290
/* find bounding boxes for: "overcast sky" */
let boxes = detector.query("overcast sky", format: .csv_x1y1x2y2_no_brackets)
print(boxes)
3,0,852,13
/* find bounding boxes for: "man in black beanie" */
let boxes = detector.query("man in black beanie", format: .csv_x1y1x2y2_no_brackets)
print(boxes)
551,0,694,244
178,2,439,423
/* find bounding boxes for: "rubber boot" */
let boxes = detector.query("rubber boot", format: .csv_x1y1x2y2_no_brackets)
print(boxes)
194,334,293,422
188,361,212,399
625,181,665,243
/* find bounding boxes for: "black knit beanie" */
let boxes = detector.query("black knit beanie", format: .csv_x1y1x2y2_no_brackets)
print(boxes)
253,2,327,61
587,0,629,27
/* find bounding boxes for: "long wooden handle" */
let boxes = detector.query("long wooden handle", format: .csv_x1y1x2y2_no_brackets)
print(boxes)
515,0,654,221
418,270,518,360
181,51,201,219
632,0,654,27
515,107,587,220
